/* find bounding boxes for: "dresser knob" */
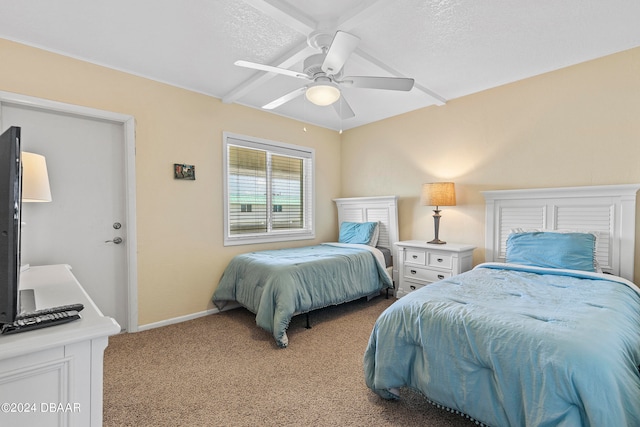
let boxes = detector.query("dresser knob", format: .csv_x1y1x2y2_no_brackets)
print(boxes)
410,285,416,290
438,274,445,280
410,270,417,275
412,255,418,259
437,258,443,262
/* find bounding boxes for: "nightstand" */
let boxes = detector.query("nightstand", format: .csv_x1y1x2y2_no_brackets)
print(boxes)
395,240,476,298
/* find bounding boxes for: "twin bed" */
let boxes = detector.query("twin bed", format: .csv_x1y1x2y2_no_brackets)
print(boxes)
365,184,640,426
213,196,399,348
213,184,640,426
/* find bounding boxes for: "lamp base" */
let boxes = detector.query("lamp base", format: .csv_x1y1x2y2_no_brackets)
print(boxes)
427,238,447,245
429,209,446,244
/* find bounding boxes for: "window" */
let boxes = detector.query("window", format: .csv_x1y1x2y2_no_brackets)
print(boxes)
223,132,315,245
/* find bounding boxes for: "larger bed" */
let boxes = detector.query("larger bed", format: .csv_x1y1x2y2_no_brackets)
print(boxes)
364,184,640,426
213,196,399,348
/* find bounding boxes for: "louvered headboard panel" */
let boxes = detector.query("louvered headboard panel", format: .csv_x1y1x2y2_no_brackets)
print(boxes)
483,184,640,281
334,196,399,281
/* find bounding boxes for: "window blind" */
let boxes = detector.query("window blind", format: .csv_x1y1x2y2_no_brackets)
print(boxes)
228,145,267,234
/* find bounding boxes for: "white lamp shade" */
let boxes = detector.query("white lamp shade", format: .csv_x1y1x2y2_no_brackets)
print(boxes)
305,82,341,106
22,152,52,202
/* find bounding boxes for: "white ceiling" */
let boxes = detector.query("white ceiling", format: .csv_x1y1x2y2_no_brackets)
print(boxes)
0,0,639,131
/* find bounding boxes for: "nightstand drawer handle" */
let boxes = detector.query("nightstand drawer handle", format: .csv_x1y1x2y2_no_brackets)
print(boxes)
412,255,418,259
410,270,417,275
437,274,445,280
437,258,444,263
410,285,416,290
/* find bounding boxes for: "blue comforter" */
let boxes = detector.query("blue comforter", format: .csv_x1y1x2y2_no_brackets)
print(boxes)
213,243,391,347
364,263,640,426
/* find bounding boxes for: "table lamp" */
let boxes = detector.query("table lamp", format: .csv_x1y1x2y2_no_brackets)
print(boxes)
422,182,456,244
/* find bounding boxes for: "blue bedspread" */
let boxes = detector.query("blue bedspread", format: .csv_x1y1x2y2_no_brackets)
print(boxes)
213,243,391,347
364,263,640,426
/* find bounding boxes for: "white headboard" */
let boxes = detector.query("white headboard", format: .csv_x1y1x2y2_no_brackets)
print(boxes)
333,196,399,280
483,184,640,281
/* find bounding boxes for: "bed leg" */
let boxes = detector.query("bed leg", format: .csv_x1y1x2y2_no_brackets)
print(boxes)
305,313,311,329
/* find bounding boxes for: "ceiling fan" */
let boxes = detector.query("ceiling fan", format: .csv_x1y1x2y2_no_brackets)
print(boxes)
234,30,415,119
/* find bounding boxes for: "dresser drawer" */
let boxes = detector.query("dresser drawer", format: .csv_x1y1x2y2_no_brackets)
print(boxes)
403,266,451,283
404,249,426,265
427,252,453,269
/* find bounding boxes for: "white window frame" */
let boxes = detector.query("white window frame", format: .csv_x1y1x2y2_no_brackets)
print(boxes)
223,132,315,246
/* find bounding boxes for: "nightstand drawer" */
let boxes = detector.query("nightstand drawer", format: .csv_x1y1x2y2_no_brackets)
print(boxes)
404,249,426,265
402,280,426,294
403,266,451,283
427,253,453,269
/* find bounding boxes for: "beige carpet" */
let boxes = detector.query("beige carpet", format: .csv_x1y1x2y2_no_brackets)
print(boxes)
104,296,477,427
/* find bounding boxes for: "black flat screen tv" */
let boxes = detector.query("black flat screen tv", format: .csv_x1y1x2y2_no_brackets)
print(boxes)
0,126,22,324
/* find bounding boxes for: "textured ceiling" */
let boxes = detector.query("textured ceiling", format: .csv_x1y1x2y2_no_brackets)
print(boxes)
0,0,639,131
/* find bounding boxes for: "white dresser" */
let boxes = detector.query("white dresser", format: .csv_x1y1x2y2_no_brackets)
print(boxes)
0,264,120,427
395,241,476,298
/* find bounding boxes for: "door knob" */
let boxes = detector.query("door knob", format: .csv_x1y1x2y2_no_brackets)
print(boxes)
105,237,123,244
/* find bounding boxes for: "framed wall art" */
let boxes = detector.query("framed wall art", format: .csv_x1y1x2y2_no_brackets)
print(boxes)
174,163,195,180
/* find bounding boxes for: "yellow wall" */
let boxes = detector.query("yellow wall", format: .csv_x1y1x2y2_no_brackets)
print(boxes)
2,37,640,325
0,38,342,325
342,47,640,281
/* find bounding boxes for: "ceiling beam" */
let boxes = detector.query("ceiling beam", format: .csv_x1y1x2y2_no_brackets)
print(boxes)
242,0,316,34
336,0,390,30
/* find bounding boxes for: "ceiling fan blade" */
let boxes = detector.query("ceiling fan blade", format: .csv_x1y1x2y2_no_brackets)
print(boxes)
262,87,307,110
321,31,360,75
235,60,310,81
333,96,355,119
342,76,415,91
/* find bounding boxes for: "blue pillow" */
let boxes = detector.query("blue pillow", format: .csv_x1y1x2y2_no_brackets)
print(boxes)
339,222,378,245
506,232,596,272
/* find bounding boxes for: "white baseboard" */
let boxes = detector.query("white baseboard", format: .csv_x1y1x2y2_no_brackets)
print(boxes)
137,302,241,332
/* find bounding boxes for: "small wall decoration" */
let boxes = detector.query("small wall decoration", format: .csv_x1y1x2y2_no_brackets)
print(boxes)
174,163,195,180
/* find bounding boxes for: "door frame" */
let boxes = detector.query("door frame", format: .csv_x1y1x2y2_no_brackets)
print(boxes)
0,90,139,332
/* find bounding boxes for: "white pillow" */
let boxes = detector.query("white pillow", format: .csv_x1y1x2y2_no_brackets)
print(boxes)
369,222,380,247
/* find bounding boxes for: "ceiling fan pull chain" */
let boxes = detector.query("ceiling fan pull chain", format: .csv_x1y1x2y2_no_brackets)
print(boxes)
339,99,343,134
303,96,307,133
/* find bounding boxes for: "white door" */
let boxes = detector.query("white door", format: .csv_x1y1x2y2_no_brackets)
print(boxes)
1,103,129,330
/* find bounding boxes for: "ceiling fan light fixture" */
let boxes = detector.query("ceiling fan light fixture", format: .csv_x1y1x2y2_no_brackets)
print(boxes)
305,81,340,106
